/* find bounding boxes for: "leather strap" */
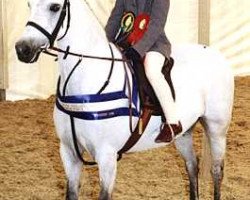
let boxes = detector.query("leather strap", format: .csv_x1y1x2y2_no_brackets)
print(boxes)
26,0,68,47
70,116,97,165
118,106,153,156
26,21,53,45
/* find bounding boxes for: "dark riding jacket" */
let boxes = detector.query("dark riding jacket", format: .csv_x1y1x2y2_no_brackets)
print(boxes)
105,0,171,58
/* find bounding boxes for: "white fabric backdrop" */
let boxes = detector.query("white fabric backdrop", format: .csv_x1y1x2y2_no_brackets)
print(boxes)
4,0,249,100
6,1,58,100
210,0,250,76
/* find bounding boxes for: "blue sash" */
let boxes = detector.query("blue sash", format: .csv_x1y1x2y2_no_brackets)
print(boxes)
56,72,140,120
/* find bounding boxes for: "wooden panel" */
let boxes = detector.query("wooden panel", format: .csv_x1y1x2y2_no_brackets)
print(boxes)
0,0,8,94
167,0,198,43
199,0,210,45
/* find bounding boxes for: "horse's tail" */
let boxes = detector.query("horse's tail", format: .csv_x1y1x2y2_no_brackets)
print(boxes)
200,133,212,180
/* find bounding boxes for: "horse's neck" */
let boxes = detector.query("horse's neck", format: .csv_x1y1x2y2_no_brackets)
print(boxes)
59,0,109,55
57,0,118,95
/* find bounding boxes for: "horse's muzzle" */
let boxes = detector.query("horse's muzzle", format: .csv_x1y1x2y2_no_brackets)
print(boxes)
15,40,41,63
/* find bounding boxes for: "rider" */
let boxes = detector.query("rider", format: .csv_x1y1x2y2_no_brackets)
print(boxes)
105,0,182,143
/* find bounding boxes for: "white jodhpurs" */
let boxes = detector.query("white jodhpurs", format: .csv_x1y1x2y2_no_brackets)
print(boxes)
144,51,179,124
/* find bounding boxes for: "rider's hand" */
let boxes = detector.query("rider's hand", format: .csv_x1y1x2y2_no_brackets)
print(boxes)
123,47,141,62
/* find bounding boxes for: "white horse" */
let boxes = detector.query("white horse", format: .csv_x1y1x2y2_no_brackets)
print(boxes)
15,0,234,199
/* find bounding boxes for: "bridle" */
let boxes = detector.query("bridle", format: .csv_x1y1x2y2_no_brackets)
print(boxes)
25,0,135,165
26,0,70,47
25,0,126,62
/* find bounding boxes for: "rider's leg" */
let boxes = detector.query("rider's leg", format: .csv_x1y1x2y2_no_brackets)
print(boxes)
144,51,182,143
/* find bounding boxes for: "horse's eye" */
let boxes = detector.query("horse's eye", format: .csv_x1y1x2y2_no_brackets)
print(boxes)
50,4,61,12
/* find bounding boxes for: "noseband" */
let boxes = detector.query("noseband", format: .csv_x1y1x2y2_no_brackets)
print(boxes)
26,0,70,47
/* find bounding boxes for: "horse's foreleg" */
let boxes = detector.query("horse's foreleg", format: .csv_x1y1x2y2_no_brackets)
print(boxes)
60,142,83,200
175,130,199,200
96,147,117,200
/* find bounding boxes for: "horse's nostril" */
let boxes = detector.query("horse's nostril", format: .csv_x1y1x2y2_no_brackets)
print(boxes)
15,40,41,63
15,41,34,63
22,44,32,56
15,42,33,57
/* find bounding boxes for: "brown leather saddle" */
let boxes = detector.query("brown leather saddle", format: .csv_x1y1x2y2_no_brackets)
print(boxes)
118,57,175,156
137,57,175,116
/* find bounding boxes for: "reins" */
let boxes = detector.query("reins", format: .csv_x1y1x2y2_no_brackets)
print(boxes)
42,46,127,62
